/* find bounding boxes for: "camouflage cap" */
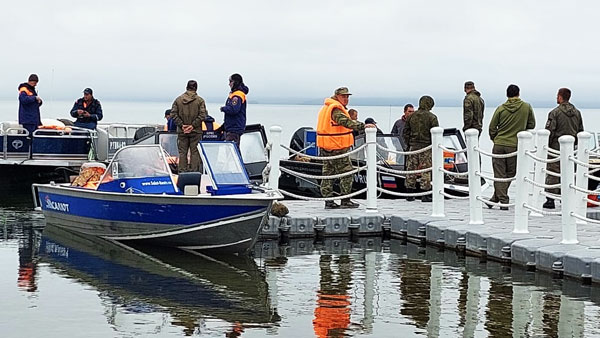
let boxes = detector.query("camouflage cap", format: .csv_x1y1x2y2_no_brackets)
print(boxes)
334,87,352,96
464,81,475,87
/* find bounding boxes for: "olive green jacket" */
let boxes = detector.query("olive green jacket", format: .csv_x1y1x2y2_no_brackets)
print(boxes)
545,102,584,150
171,90,207,134
489,98,535,147
463,90,485,134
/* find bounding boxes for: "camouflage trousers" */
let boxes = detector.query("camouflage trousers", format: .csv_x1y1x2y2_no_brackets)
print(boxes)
405,150,432,190
545,159,561,195
320,148,354,198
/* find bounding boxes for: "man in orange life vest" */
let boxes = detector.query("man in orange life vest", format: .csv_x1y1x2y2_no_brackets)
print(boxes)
317,87,375,209
18,74,43,135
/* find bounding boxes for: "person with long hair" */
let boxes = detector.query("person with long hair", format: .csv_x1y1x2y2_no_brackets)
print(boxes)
220,73,249,147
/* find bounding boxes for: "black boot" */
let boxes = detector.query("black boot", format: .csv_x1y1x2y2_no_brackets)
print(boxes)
406,188,415,201
542,198,555,209
421,194,432,203
340,199,359,209
325,201,340,209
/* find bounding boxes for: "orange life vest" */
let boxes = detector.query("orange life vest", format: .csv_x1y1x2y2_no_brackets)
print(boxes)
228,90,246,103
316,98,354,151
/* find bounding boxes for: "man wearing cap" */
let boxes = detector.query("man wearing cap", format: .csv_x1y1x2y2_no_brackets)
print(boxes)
70,88,103,130
18,74,43,135
462,81,485,135
316,87,375,209
164,109,176,131
364,118,383,135
171,80,207,173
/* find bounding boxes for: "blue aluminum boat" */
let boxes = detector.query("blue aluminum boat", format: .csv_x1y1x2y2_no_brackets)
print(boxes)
32,142,282,253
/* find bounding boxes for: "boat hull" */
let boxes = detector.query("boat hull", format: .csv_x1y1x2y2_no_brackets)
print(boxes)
34,184,278,253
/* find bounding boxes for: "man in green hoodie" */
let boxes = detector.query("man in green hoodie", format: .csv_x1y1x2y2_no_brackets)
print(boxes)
488,84,536,209
171,80,207,173
542,88,584,209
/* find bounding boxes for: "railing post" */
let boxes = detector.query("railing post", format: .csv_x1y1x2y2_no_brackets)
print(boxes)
267,126,282,190
431,127,445,217
465,129,483,225
559,135,578,244
513,131,533,234
575,131,591,225
365,127,378,212
531,129,549,216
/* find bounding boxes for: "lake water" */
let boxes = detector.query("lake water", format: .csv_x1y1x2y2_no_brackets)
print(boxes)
3,100,600,337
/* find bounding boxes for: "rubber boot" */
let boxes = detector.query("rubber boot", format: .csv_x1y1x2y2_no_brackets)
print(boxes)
542,198,555,209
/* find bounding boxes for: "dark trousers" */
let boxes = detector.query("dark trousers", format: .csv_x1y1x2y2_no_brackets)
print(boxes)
177,132,202,173
225,132,241,148
491,144,517,204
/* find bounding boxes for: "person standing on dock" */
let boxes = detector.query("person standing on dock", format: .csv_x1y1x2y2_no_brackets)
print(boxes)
220,73,248,147
316,87,375,209
462,81,485,135
18,74,43,135
488,84,536,209
70,88,103,130
171,80,207,173
542,88,584,209
402,96,439,202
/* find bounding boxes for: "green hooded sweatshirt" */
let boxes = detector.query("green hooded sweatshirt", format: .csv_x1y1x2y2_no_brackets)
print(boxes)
488,98,536,147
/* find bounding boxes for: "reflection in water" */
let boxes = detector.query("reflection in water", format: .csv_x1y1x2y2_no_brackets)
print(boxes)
17,226,42,292
313,255,352,338
39,224,279,336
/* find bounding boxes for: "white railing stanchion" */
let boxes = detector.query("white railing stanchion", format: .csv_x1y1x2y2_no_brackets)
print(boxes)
431,127,445,217
465,129,483,225
575,131,591,225
513,131,533,234
268,126,282,190
365,127,378,212
531,129,549,216
560,135,578,244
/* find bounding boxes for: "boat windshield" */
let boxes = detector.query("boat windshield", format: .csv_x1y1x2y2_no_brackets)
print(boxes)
353,135,405,166
200,142,250,186
443,133,467,164
103,145,171,180
240,130,267,164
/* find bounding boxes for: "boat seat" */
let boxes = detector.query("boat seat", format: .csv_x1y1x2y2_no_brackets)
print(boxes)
177,172,202,195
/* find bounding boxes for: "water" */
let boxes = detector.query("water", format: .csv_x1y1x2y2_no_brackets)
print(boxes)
3,100,600,337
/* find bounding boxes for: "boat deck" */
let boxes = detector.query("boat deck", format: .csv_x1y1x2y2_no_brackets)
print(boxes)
260,197,600,285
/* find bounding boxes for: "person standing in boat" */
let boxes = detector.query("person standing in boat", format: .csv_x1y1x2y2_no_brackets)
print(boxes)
542,88,584,209
171,80,207,173
391,104,414,150
462,81,485,136
18,74,43,135
402,96,439,202
70,88,103,129
317,87,375,209
164,109,176,131
488,84,535,209
201,115,223,141
220,74,248,147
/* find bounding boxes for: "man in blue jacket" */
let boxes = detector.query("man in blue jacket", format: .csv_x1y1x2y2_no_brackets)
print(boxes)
220,73,248,147
70,88,103,129
18,74,43,135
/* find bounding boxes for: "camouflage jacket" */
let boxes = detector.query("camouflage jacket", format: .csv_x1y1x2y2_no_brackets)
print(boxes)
463,90,485,133
545,102,584,150
403,109,439,150
332,108,365,132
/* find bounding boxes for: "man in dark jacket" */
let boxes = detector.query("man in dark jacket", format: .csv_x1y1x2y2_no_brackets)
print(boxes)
70,88,103,129
391,103,414,149
220,73,248,147
18,74,43,135
542,88,584,209
403,96,439,202
462,81,485,135
488,84,536,209
171,80,207,173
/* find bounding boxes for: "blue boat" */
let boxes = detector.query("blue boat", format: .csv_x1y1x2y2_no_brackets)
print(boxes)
32,141,282,253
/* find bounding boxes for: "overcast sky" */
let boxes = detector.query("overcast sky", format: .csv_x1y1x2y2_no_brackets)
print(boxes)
1,0,599,106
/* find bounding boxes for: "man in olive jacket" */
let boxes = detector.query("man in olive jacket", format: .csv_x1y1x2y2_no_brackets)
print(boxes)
488,84,536,209
542,88,584,209
403,95,439,202
171,80,207,173
462,81,485,135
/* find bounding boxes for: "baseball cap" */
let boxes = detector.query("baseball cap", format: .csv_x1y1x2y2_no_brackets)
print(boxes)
83,88,93,95
334,87,352,96
164,109,171,117
364,117,377,124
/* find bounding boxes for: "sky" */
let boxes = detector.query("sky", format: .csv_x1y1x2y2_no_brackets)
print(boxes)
1,0,599,107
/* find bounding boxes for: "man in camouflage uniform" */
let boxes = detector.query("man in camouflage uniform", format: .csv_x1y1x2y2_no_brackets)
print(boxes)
462,81,485,135
543,88,584,209
318,87,375,209
488,84,536,209
402,96,439,202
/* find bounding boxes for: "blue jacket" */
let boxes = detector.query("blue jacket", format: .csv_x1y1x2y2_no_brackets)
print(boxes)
18,83,42,126
220,84,248,135
70,97,103,129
